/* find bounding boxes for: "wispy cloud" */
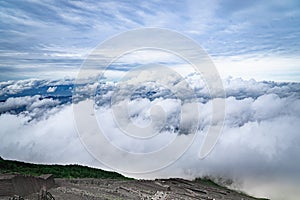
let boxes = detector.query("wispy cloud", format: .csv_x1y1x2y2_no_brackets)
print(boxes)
0,0,299,79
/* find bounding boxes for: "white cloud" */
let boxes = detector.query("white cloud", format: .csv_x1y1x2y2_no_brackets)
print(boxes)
0,78,74,96
0,79,41,95
0,105,97,166
215,56,300,82
46,86,57,93
0,95,61,120
0,76,300,199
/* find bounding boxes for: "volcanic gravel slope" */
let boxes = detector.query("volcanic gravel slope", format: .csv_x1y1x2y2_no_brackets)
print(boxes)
23,178,268,200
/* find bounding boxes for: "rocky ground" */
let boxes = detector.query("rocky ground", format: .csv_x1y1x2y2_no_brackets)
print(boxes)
21,178,266,200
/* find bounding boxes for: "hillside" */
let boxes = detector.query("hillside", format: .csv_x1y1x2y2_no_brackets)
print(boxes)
0,157,269,200
0,157,129,179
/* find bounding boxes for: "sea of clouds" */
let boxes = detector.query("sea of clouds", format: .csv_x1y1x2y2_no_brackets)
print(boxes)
0,74,300,200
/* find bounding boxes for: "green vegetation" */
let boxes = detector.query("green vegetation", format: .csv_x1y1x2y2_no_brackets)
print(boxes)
195,176,227,189
0,157,131,180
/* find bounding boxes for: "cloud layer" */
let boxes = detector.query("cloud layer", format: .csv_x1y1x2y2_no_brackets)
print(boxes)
1,0,300,81
0,75,300,199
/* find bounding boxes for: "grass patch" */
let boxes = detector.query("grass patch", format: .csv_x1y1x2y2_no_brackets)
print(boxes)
194,176,227,189
0,156,131,180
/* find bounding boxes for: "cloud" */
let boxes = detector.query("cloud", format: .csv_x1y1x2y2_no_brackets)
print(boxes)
1,0,300,81
0,105,97,166
0,78,75,96
0,76,300,199
0,95,61,121
47,86,57,93
0,79,43,96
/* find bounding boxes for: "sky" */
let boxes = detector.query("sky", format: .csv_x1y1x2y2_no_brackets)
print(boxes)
1,1,300,200
0,0,300,81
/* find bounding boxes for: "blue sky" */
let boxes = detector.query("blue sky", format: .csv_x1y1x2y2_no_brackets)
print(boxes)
0,0,300,81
